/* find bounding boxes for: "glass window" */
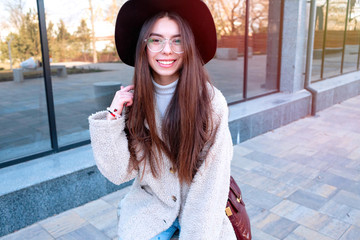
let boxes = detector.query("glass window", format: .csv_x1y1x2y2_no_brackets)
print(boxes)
0,1,51,163
247,0,280,98
204,0,245,103
312,1,327,81
323,0,347,79
44,0,132,147
311,0,360,82
204,0,280,102
343,0,360,73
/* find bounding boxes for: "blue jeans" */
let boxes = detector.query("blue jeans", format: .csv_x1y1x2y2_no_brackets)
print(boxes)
150,218,181,240
119,218,181,240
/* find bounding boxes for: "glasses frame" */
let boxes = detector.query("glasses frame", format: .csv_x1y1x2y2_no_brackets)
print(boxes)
144,37,184,54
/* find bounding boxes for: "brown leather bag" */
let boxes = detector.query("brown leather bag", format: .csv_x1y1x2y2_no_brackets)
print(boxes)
225,176,252,240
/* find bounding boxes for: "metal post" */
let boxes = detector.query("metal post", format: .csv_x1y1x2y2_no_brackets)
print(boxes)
37,0,59,150
305,0,318,116
341,0,351,73
243,0,249,100
320,0,329,79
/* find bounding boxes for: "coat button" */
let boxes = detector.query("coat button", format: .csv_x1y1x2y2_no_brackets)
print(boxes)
172,195,177,202
170,167,175,174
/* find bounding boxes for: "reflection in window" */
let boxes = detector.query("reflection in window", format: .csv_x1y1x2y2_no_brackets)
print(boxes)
204,0,280,102
0,1,51,163
44,0,131,147
312,0,360,82
323,0,347,79
343,0,360,73
247,0,280,98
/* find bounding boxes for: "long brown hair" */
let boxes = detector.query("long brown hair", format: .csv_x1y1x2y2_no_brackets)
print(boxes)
126,12,216,184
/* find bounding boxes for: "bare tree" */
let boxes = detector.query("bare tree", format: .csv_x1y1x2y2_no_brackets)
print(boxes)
205,0,245,36
3,0,25,31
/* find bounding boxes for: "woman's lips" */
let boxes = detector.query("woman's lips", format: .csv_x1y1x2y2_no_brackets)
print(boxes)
157,59,176,68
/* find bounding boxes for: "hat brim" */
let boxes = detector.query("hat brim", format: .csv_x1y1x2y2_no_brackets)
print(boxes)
115,0,217,66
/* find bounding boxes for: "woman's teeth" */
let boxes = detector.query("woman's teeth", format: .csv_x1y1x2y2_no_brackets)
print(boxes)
157,60,175,65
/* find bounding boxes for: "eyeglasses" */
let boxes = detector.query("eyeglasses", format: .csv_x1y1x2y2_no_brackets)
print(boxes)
145,36,184,54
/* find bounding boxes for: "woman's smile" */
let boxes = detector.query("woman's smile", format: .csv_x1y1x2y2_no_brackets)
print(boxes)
156,59,177,68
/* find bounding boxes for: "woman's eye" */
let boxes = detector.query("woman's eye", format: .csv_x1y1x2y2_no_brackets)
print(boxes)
173,39,181,45
150,38,162,44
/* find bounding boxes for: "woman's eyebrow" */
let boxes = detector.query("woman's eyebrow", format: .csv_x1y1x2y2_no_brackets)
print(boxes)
149,33,181,38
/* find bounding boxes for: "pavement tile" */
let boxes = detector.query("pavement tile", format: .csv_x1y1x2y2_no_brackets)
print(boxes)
0,224,54,240
281,205,317,223
319,200,352,220
56,224,111,240
232,145,254,157
303,181,338,198
332,190,360,210
243,151,291,170
319,218,350,239
38,210,87,238
304,157,332,171
297,211,332,232
232,156,261,171
230,165,250,178
87,207,118,239
283,145,319,157
343,208,360,227
237,171,272,188
252,176,297,198
315,172,359,195
101,187,130,208
345,158,360,171
339,225,360,240
327,165,360,181
73,199,113,221
347,146,360,161
276,172,313,188
254,212,298,239
245,187,283,210
251,164,285,179
285,162,320,179
271,200,301,218
287,189,328,210
246,203,267,220
251,227,280,240
283,225,334,240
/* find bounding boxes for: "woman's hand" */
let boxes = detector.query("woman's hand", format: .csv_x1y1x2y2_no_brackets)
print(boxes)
107,85,134,120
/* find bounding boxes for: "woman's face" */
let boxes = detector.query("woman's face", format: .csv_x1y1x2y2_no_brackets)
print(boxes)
147,17,184,85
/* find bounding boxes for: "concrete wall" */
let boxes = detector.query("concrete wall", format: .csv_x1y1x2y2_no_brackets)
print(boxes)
280,0,308,93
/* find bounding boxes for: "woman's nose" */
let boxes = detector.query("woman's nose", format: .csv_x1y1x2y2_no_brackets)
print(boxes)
162,40,172,54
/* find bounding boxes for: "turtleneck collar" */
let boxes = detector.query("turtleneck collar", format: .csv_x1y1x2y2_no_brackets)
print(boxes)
152,79,178,95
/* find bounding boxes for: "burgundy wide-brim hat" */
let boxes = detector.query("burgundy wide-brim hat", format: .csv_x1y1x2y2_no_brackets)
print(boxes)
115,0,217,66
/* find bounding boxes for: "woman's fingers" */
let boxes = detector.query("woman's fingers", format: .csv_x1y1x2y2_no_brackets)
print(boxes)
120,85,134,92
109,85,134,113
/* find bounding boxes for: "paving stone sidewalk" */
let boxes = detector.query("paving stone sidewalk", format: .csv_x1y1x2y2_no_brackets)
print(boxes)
1,95,360,240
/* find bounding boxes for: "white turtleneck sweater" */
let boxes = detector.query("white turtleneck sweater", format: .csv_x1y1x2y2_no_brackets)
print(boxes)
152,79,178,117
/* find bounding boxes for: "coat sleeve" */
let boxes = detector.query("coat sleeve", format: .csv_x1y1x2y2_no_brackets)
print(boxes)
179,91,235,240
88,111,137,185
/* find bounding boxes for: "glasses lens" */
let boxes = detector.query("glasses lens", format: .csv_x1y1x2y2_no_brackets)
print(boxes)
171,38,183,53
147,37,163,52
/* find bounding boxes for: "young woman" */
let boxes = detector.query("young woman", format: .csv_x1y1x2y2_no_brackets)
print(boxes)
89,0,236,239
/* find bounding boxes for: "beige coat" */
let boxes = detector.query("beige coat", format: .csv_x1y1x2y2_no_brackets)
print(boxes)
88,86,236,240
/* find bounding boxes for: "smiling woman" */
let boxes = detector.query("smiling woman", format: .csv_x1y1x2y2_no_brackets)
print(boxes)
88,0,237,239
